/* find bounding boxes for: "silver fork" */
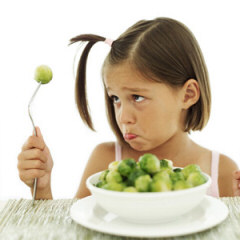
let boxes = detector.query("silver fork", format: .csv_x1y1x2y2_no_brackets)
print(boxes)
28,82,42,206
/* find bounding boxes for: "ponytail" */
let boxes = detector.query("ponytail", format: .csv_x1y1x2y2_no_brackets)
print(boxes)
69,34,105,131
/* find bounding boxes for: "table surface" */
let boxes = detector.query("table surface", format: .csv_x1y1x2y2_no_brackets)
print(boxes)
0,197,240,240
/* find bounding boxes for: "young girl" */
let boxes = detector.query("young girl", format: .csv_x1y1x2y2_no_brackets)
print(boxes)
18,17,240,199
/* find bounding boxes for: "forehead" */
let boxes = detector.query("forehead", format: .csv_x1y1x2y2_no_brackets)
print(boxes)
103,63,154,90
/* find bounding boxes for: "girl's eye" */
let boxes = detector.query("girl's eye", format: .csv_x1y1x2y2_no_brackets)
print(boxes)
133,95,144,102
110,95,120,103
109,95,144,104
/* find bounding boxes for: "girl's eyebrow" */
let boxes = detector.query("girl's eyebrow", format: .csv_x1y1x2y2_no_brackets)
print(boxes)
107,86,149,92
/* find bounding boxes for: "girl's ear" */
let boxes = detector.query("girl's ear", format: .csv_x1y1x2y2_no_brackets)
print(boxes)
181,79,200,109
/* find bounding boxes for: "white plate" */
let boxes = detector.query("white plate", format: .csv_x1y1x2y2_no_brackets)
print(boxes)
70,195,229,238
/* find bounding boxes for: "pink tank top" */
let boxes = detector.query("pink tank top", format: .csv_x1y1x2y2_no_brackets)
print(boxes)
115,142,220,198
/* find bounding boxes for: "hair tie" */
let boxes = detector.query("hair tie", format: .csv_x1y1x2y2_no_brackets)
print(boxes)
104,38,113,47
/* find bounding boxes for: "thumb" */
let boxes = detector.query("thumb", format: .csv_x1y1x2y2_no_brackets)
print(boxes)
35,126,44,139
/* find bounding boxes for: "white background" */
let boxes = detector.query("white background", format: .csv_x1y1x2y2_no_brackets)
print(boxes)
0,0,239,200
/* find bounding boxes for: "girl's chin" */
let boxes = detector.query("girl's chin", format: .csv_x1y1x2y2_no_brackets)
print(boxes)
127,141,151,152
126,138,162,152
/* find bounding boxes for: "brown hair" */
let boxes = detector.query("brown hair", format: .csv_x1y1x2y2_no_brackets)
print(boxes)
69,17,211,146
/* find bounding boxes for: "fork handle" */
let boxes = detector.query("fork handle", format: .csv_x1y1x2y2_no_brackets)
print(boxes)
32,178,38,206
28,83,41,206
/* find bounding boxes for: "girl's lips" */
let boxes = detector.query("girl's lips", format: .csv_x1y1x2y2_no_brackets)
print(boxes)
124,133,137,140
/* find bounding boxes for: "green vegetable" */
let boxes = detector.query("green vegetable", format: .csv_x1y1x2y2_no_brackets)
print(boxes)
173,180,191,190
159,159,173,170
182,164,201,179
173,168,182,173
139,153,160,174
169,171,185,184
102,182,124,191
186,172,207,187
135,175,152,192
106,170,122,183
34,65,53,84
95,181,107,188
127,168,147,186
136,162,141,169
99,169,109,182
150,178,172,192
123,186,138,192
108,161,120,171
153,170,171,181
118,158,136,177
95,154,208,193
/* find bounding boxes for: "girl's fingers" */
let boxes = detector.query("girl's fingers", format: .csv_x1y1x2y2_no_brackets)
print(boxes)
22,127,45,151
22,135,45,151
232,176,240,196
233,189,240,196
19,169,45,182
233,170,240,180
18,159,46,171
232,179,240,190
35,126,43,139
18,148,47,163
233,187,240,196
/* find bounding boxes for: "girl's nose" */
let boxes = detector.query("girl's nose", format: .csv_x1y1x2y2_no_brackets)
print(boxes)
118,105,135,124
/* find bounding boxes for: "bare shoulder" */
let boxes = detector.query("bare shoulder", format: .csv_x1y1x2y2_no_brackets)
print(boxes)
218,154,239,197
75,141,116,199
90,142,116,167
83,141,116,175
219,154,239,177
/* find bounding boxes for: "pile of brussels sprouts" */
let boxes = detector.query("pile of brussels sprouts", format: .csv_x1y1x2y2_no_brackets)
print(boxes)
95,153,208,192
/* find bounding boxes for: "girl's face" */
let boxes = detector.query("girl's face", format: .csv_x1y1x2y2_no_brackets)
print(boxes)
104,63,186,152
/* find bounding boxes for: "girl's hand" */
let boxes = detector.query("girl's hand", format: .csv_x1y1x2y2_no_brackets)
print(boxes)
17,127,53,198
232,170,240,196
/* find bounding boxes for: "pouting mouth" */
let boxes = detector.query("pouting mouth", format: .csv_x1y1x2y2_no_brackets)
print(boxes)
124,133,137,140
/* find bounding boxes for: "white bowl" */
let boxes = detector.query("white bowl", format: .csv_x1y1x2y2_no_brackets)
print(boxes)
86,171,212,224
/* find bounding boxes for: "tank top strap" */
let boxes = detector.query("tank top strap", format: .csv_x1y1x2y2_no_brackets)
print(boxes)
115,142,122,161
207,151,220,197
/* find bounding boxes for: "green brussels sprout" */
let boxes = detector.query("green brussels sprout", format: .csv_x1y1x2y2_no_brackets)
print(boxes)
127,168,147,186
136,161,141,169
159,159,173,170
102,182,124,191
34,65,53,84
99,169,110,182
108,161,120,171
182,164,201,179
173,180,192,190
173,168,182,173
186,172,207,187
95,181,107,188
153,170,171,181
139,153,160,174
150,178,172,192
169,171,185,184
135,175,152,192
106,170,122,183
123,186,138,192
118,158,137,177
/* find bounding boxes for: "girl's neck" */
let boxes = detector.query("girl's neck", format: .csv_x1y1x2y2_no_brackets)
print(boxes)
152,132,192,159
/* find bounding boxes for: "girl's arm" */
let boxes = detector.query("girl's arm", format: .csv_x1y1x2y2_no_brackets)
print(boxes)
218,154,239,197
74,142,115,199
